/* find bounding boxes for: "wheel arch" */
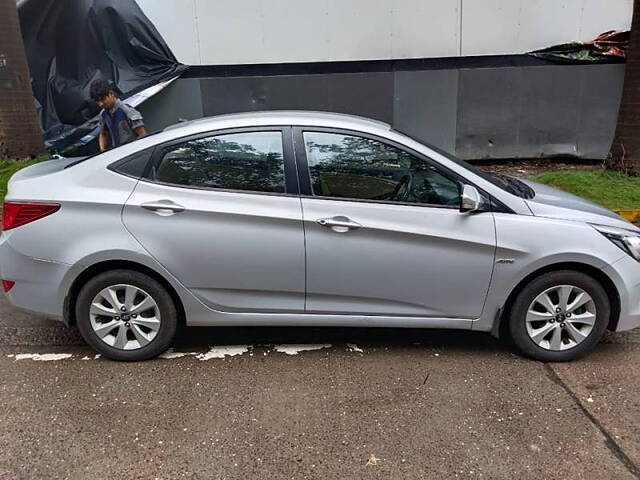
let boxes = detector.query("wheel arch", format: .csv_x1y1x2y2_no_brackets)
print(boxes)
63,260,186,328
494,261,621,339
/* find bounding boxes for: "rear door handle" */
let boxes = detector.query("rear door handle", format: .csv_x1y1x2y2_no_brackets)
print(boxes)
316,216,362,233
140,200,185,215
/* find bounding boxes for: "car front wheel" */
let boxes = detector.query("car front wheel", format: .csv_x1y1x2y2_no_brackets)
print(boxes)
508,270,610,362
76,269,178,361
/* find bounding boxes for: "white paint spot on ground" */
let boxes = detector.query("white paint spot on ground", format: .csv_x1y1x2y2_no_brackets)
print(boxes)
366,454,380,466
159,349,199,359
272,344,332,355
81,354,101,360
6,344,356,362
196,345,251,360
13,353,73,361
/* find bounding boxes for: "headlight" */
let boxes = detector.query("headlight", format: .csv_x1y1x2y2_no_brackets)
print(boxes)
592,225,640,262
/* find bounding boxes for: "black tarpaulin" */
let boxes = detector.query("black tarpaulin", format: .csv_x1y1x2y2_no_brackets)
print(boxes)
17,0,187,152
529,30,629,64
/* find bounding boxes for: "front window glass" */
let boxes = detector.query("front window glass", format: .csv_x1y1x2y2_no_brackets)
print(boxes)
155,131,285,193
395,129,534,199
303,132,460,206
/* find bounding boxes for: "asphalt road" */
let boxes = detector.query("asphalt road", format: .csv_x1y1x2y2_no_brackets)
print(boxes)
2,318,640,479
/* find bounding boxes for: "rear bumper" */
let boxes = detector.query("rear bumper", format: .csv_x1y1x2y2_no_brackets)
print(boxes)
603,255,640,331
0,232,70,320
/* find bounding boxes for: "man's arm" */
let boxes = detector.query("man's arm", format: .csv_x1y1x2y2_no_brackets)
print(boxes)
124,104,146,140
133,126,147,138
98,128,109,152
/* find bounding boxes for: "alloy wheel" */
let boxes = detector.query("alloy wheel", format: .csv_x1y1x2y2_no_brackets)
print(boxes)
89,284,161,350
525,284,596,351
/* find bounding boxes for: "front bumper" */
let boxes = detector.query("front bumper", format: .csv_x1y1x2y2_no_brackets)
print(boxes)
603,254,640,331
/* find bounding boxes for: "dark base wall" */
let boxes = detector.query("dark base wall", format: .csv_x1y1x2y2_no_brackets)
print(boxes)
139,57,625,160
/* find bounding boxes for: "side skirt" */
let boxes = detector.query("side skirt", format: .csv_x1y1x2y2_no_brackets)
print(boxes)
187,312,475,329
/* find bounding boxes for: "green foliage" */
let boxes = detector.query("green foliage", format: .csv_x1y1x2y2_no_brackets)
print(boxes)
0,156,49,203
532,169,640,210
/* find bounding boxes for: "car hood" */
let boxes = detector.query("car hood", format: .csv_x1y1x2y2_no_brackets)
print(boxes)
520,179,639,231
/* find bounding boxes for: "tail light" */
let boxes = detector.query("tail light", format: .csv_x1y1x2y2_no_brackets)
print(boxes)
2,202,60,230
2,280,14,292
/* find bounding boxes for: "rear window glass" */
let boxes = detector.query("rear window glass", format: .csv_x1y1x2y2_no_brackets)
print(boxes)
108,149,154,178
153,131,285,193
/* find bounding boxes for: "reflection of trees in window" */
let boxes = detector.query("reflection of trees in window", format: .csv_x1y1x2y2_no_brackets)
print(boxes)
306,135,406,169
305,133,410,198
304,132,460,205
157,133,285,193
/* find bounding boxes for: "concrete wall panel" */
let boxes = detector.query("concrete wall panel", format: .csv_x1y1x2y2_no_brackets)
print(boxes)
199,73,393,124
390,0,461,59
518,66,581,158
327,73,394,123
393,70,458,153
576,64,625,158
460,0,522,56
580,0,634,40
517,0,583,53
456,68,522,159
327,1,393,61
461,0,625,56
200,75,330,116
138,78,204,132
136,0,632,65
454,64,624,159
261,0,330,63
147,63,623,161
135,0,200,65
195,0,266,65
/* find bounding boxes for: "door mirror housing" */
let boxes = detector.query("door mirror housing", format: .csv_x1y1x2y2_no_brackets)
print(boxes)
460,185,483,213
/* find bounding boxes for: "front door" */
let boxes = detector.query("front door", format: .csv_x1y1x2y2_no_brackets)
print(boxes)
123,128,306,313
296,129,496,319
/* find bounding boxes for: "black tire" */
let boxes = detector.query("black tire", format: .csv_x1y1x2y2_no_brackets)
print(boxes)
76,269,178,361
508,270,610,362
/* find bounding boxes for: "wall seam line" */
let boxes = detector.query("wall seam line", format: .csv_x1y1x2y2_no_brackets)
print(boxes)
193,0,202,65
459,0,463,56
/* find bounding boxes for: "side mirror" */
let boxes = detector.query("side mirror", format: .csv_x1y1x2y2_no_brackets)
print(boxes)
460,185,483,213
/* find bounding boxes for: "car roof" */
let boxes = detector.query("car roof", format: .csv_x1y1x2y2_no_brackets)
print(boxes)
163,110,391,135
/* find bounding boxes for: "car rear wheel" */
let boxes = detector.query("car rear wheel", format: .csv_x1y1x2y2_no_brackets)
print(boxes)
76,269,177,361
508,270,610,362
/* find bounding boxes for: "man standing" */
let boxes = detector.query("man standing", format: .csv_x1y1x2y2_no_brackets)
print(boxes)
89,79,146,151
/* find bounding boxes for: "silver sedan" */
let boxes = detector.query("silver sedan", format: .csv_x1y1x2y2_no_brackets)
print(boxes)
1,111,639,361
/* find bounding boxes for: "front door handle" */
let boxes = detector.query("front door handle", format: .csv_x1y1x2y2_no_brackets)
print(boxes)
316,216,362,233
140,200,185,216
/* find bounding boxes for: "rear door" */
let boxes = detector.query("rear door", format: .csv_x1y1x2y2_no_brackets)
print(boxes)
123,127,306,313
294,128,496,320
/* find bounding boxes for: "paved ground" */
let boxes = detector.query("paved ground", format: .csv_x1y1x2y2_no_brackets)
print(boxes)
0,296,81,346
2,291,640,479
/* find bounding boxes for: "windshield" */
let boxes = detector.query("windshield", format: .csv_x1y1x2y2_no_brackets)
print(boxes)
394,130,535,199
480,171,535,199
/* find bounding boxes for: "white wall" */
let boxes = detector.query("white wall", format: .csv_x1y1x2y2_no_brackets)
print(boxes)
461,0,634,55
135,0,633,65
